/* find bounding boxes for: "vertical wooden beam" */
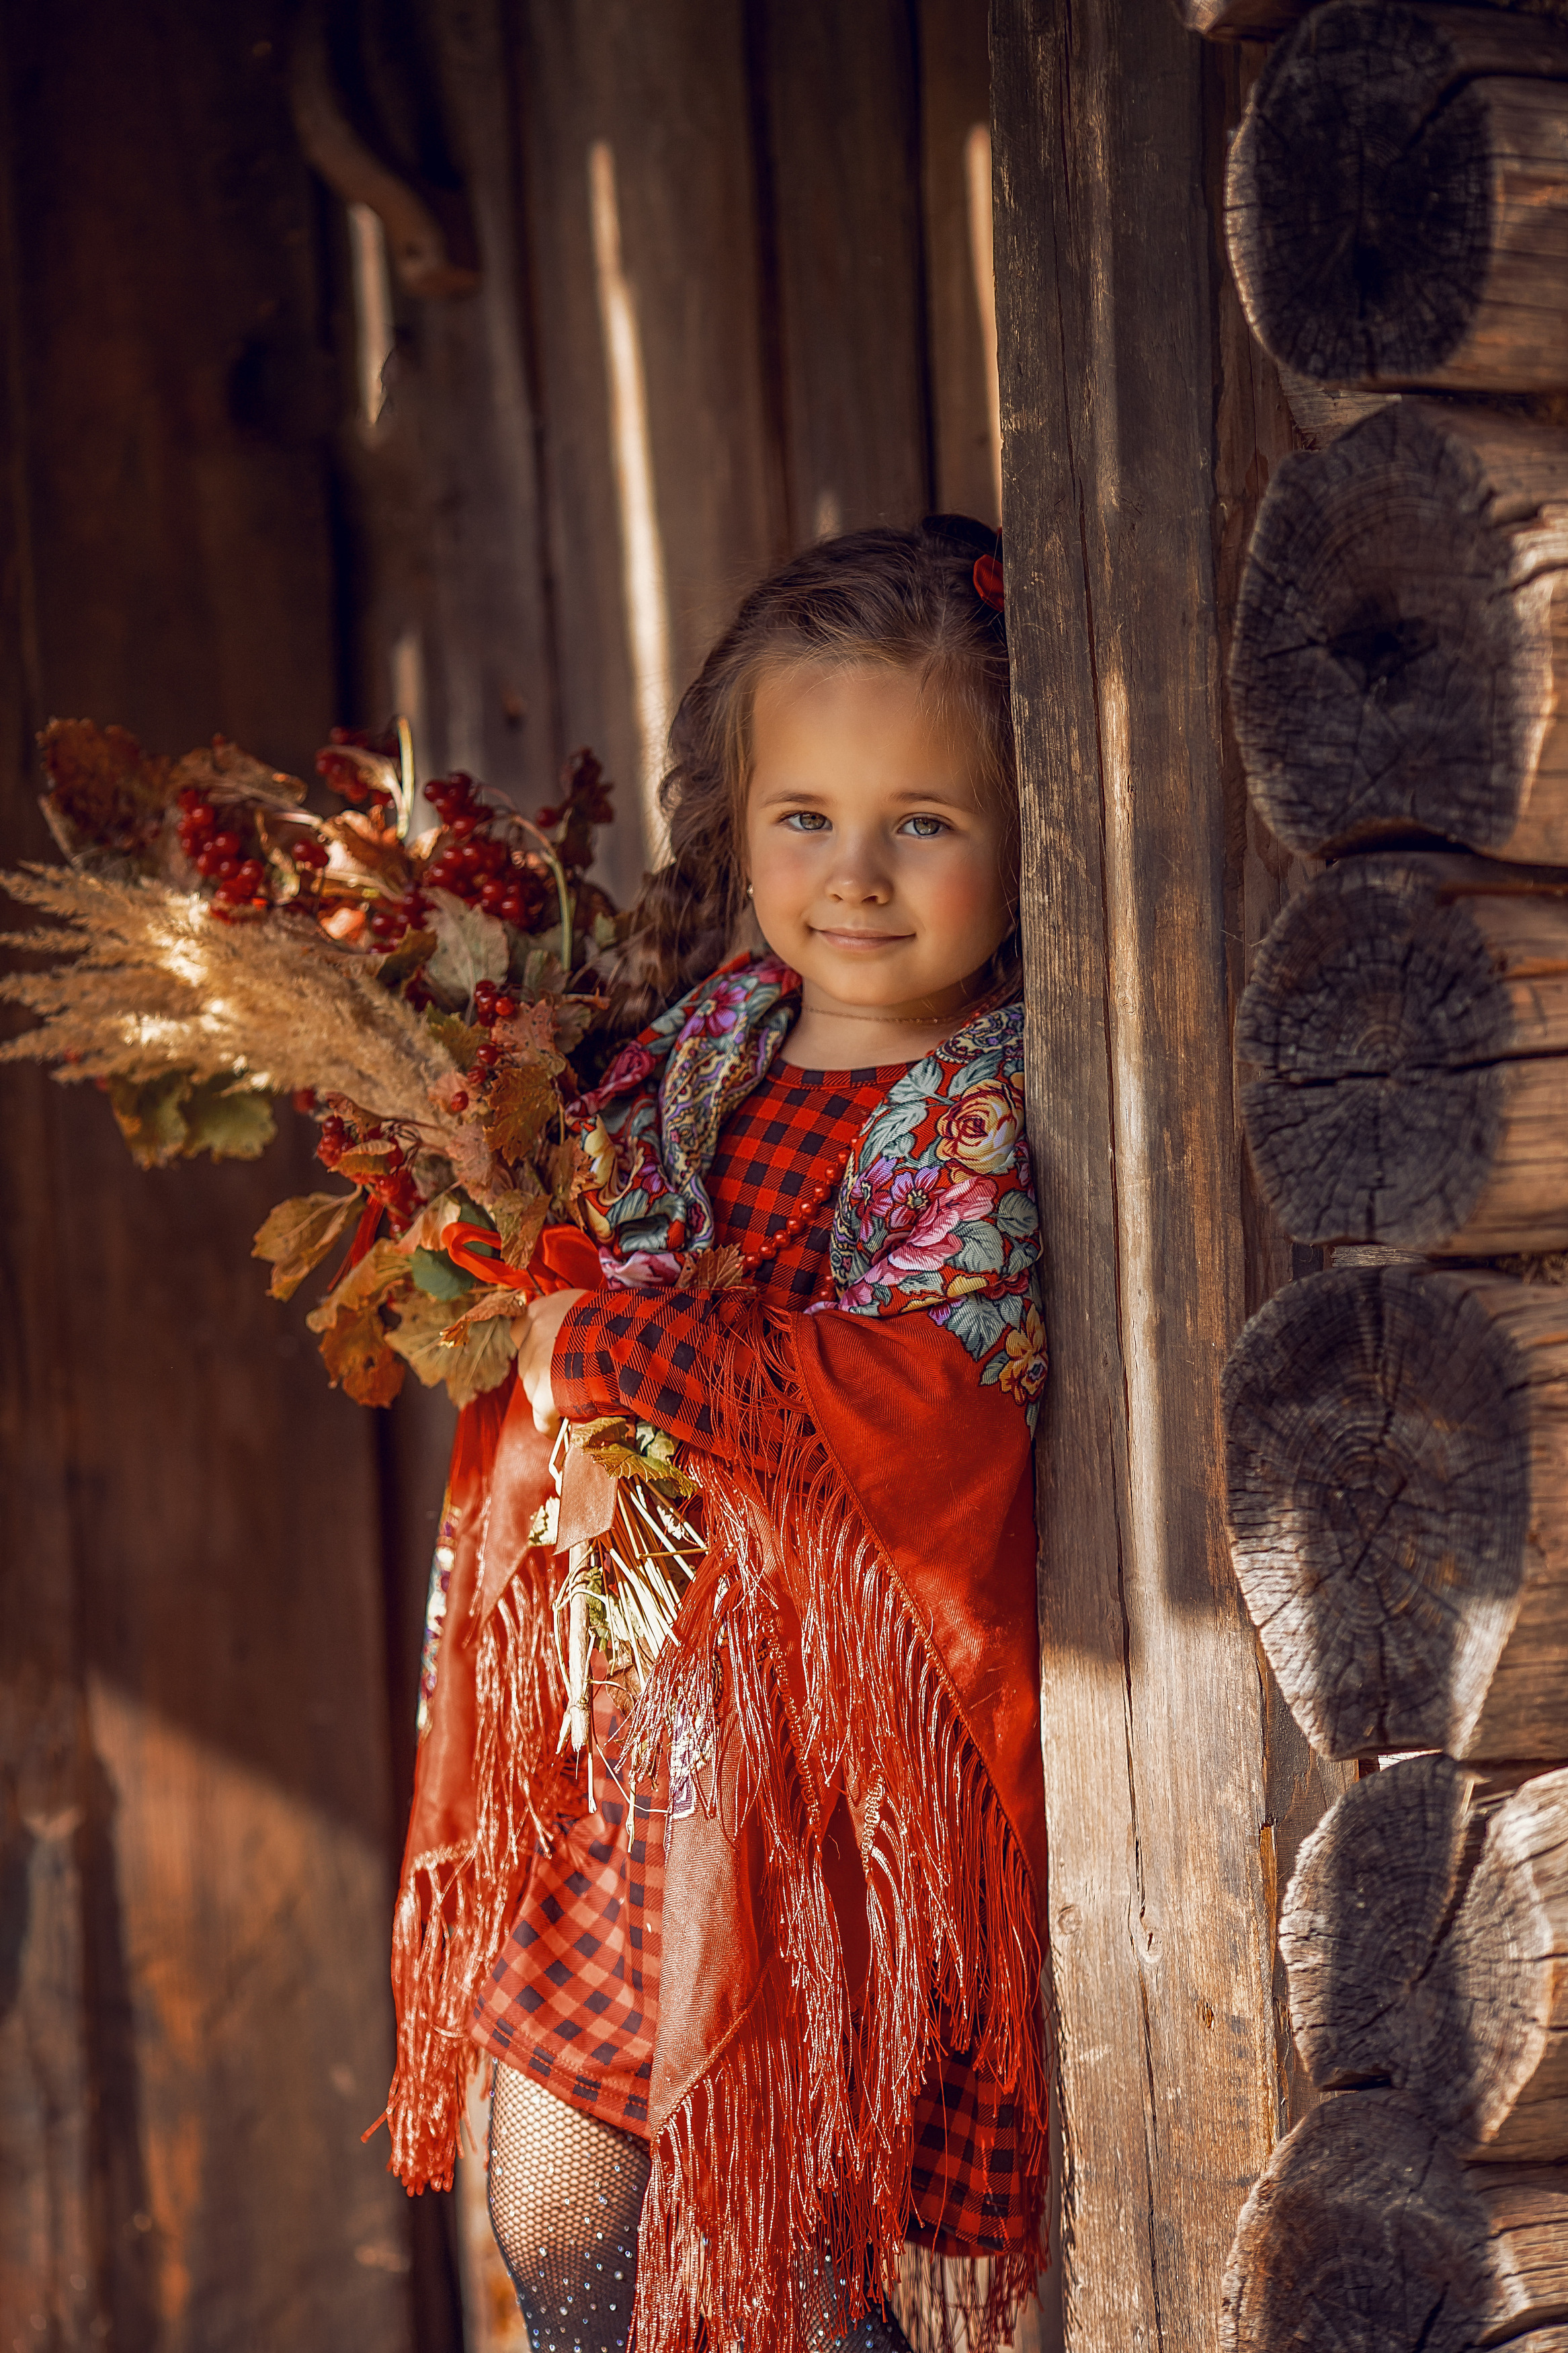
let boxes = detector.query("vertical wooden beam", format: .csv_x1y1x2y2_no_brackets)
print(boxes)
992,6,1342,2345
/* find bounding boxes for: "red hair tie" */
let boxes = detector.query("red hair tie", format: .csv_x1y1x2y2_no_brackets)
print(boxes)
973,552,1005,612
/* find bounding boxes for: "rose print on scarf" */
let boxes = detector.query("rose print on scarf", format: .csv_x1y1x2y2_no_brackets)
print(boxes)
935,1075,1023,1177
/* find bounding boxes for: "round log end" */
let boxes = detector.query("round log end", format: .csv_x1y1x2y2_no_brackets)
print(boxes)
1221,2091,1490,2353
1223,1267,1529,1757
1228,3,1498,386
1230,403,1542,856
1236,860,1508,1249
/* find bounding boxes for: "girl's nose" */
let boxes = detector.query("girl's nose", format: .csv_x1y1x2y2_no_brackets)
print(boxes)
824,838,892,902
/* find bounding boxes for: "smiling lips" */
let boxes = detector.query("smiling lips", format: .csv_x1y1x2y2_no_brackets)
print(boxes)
813,927,911,949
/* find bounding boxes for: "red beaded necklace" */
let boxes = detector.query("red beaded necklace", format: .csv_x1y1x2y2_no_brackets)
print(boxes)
738,1140,852,1278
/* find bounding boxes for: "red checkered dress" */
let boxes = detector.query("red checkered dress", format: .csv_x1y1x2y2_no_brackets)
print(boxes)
472,1055,1032,2257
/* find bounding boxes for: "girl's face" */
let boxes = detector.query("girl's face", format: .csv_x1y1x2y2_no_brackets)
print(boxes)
745,661,1014,1019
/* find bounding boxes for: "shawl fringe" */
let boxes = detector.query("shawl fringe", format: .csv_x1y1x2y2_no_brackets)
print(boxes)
380,1552,565,2192
628,1304,1046,2353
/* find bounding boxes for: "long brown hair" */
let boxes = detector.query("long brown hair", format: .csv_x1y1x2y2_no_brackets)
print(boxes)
599,514,1015,1040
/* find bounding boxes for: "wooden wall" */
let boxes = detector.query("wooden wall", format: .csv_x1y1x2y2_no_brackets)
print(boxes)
0,3,999,2348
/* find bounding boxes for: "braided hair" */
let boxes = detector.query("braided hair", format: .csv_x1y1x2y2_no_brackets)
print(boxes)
598,514,1013,1041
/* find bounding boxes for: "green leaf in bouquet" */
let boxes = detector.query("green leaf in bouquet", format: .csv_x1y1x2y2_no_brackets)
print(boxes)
425,889,509,1007
410,1244,474,1300
252,1189,360,1301
106,1070,274,1168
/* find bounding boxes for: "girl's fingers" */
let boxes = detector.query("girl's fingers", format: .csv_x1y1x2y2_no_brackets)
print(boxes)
509,1314,530,1351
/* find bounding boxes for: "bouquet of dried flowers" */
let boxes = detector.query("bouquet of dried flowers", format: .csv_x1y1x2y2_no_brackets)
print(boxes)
0,715,622,1410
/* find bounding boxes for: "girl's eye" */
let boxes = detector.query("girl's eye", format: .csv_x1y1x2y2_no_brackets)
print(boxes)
901,814,948,838
783,811,829,833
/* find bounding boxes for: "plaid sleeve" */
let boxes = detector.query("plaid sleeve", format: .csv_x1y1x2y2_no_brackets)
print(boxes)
554,1289,782,1455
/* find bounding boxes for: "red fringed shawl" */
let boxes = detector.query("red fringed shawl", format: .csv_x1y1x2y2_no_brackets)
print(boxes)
379,958,1048,2352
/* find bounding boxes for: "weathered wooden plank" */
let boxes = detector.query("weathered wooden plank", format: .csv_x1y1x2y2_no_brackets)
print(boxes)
517,0,779,889
917,0,1000,524
754,0,931,542
0,4,415,2343
993,5,1340,2345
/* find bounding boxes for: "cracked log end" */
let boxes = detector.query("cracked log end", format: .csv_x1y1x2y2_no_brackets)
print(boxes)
1230,400,1568,861
1222,2089,1568,2353
1223,1265,1544,1758
1226,0,1568,391
1280,1755,1568,2158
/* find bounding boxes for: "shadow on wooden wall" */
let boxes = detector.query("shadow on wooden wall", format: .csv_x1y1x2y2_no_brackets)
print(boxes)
0,3,999,2346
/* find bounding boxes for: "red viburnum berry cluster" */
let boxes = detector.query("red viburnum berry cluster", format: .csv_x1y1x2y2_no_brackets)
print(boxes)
422,771,548,931
447,978,518,1112
316,1108,421,1230
176,787,270,914
315,726,395,811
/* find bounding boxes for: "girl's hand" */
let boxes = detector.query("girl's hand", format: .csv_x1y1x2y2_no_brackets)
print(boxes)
509,1288,588,1435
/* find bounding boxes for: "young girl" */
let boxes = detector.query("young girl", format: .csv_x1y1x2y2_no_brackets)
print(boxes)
384,518,1048,2353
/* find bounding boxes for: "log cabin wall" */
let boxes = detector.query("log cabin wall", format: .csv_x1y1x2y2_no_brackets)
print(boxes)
1170,1,1568,2346
0,5,999,2348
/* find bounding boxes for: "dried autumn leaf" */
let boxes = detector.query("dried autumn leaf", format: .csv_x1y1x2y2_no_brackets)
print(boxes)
544,1138,589,1212
425,889,509,1006
441,1286,524,1343
376,927,438,989
336,1144,397,1183
319,1302,405,1406
491,1184,549,1271
484,1063,559,1167
386,1285,514,1407
107,1070,194,1167
306,1237,409,1333
170,738,306,811
425,1010,486,1071
252,1190,360,1302
321,809,411,893
40,719,175,854
448,1122,502,1202
678,1245,745,1293
491,1000,561,1062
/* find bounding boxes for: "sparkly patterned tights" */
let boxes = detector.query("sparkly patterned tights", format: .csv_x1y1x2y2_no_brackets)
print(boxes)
487,2065,913,2353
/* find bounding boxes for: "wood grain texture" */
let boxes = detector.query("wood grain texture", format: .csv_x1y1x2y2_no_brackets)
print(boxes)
1280,1755,1568,2160
0,5,413,2344
1221,2087,1568,2353
994,6,1343,2345
1227,0,1568,391
1231,401,1568,863
333,0,557,820
1225,1264,1568,1761
1238,854,1568,1253
517,0,780,891
917,0,1000,525
753,0,931,542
